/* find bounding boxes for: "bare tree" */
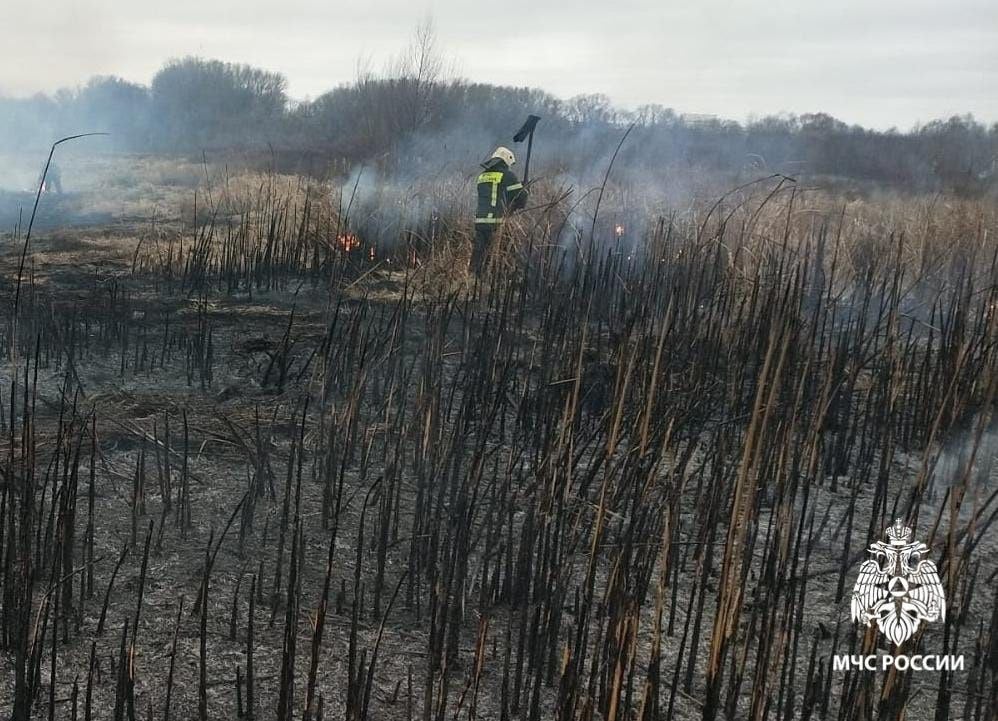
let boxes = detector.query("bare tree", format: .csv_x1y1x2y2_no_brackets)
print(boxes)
389,18,447,134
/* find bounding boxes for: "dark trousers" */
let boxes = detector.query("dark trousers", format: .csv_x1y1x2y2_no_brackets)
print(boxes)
471,224,496,276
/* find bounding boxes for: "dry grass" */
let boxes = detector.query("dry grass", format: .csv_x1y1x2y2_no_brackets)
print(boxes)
0,160,996,721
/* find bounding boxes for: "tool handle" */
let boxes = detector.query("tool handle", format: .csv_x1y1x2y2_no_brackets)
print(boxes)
522,130,534,185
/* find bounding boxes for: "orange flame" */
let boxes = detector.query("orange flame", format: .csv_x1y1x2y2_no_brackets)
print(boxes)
336,233,360,252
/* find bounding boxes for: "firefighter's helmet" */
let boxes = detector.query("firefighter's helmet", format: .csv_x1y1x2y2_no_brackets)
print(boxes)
491,146,516,166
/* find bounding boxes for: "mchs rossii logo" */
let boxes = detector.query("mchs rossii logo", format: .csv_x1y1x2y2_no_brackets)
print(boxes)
850,519,945,645
833,520,963,673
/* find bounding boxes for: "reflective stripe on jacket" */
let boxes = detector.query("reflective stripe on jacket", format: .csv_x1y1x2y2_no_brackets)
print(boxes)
475,158,527,225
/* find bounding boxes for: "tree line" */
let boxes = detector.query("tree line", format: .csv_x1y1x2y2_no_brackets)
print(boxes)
1,54,996,194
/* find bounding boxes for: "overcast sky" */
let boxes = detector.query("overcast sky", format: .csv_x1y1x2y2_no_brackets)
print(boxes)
4,0,996,129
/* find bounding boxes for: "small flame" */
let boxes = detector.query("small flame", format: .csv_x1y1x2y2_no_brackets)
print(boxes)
336,233,360,252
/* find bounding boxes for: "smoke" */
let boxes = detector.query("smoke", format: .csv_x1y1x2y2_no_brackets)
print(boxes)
333,111,727,252
0,54,993,238
930,414,998,490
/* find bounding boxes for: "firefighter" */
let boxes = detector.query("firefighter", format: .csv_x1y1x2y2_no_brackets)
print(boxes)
472,146,527,276
40,162,63,194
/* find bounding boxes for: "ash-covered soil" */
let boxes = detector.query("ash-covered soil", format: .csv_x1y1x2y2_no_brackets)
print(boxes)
1,188,996,721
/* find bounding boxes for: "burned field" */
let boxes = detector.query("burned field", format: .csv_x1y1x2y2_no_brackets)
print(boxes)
0,171,997,721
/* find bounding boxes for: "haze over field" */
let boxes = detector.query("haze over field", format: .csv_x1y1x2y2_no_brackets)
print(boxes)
2,4,998,721
5,0,998,129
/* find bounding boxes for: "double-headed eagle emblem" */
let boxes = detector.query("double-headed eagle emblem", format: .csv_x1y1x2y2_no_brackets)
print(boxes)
850,519,946,646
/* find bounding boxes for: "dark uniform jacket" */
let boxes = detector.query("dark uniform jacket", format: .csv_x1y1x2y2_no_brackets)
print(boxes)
475,158,527,226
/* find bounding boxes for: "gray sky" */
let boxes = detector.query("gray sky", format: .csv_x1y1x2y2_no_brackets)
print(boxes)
4,0,997,129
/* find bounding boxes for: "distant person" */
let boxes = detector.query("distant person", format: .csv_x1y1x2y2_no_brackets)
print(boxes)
40,162,63,194
472,146,527,277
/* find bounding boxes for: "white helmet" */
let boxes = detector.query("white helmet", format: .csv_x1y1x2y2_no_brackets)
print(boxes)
491,146,516,166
